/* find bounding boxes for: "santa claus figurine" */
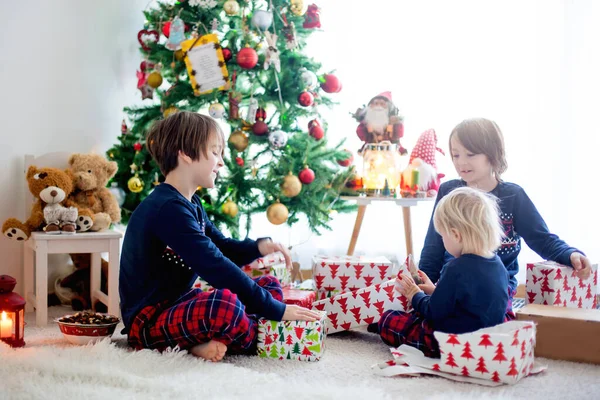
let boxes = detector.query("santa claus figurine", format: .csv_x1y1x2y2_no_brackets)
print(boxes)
353,91,407,154
400,129,445,197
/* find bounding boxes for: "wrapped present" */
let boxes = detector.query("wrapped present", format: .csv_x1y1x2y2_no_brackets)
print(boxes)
241,252,291,286
312,255,397,299
257,311,327,362
192,277,214,292
282,287,316,308
312,279,411,334
374,321,546,386
526,261,598,309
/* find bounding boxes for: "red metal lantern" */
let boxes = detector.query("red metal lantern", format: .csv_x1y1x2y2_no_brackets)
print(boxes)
0,275,26,347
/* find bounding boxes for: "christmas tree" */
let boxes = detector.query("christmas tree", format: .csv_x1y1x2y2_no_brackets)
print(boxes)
107,0,356,238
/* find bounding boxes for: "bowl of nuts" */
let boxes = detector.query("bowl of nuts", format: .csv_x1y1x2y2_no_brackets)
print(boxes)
56,311,120,345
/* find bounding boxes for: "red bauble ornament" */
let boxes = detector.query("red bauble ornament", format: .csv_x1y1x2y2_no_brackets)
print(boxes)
162,21,171,37
320,74,342,93
256,107,267,121
308,119,324,140
299,167,315,184
237,47,258,69
298,91,314,107
252,120,269,136
222,48,232,62
235,157,244,166
133,142,143,151
337,150,354,167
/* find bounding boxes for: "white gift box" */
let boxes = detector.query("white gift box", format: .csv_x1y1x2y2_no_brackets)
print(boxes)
312,255,397,299
312,279,410,334
374,321,546,386
526,261,598,309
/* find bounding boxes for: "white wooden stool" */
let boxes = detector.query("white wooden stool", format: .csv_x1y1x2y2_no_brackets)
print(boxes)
24,230,122,326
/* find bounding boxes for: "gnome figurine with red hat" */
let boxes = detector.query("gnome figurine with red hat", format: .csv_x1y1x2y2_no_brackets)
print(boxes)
352,92,407,154
401,129,445,197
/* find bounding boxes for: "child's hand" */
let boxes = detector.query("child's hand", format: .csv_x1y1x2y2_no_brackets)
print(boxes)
417,270,436,295
282,305,321,322
258,239,292,269
571,252,592,280
395,274,422,301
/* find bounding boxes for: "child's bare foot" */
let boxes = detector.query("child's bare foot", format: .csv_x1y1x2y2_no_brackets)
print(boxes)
190,340,227,362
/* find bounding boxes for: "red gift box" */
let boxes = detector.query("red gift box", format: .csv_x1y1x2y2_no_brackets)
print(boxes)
282,287,316,308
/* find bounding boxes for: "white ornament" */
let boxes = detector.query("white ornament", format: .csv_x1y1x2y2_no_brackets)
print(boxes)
251,10,273,31
268,130,288,149
300,68,318,90
246,98,258,124
108,182,126,207
189,0,218,8
209,103,226,119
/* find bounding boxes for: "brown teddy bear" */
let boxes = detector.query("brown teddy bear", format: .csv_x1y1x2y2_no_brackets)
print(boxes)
2,167,94,240
67,153,121,231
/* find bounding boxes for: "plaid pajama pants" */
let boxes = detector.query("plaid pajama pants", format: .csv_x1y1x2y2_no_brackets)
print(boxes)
378,287,517,358
127,252,283,353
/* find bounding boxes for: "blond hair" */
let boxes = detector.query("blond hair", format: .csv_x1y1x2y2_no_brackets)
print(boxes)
146,111,225,176
433,187,505,256
449,118,507,181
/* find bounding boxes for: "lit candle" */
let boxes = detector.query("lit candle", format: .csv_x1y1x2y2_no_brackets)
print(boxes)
0,311,13,338
411,169,420,188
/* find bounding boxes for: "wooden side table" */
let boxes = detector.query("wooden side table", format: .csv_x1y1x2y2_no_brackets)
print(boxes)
24,230,122,326
341,196,434,257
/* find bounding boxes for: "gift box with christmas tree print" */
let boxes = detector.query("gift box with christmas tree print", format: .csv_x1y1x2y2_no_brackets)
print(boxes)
375,321,545,386
257,311,327,362
241,252,291,287
312,279,411,334
526,261,598,309
192,277,213,292
312,255,397,300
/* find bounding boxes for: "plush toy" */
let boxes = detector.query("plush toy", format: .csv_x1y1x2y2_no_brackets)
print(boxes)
67,153,121,232
2,167,94,240
400,129,445,197
59,265,108,312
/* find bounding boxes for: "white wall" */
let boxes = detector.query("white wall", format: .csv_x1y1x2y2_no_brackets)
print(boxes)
0,0,148,294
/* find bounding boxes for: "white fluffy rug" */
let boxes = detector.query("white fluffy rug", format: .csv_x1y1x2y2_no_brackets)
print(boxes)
1,306,599,400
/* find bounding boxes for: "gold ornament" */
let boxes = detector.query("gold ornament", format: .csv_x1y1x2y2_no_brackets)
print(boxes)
223,0,240,15
128,175,144,193
147,71,163,88
267,202,289,225
228,130,249,152
174,49,185,61
222,200,239,217
163,106,179,118
130,163,138,172
281,172,302,197
290,0,308,16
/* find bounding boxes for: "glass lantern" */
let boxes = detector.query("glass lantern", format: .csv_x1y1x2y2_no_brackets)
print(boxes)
0,275,26,348
362,141,405,196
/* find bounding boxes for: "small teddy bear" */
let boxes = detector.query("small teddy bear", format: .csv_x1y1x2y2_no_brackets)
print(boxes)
2,167,93,240
42,200,78,234
67,153,121,232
